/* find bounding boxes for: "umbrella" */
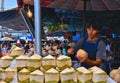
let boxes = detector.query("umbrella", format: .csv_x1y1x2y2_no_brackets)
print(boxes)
17,0,120,34
0,37,15,41
46,0,120,11
45,0,120,35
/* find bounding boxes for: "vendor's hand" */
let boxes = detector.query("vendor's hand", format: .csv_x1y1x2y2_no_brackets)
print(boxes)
67,48,74,55
76,55,87,62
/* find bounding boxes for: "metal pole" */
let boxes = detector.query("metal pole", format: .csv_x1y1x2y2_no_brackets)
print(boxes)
34,0,41,55
20,9,34,37
0,0,4,38
1,0,4,11
83,0,87,37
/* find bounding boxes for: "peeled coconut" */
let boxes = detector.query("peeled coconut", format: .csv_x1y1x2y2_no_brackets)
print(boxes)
57,55,72,71
76,67,92,83
0,81,6,83
110,67,120,82
60,68,77,83
113,73,120,82
0,68,3,80
16,55,29,71
89,66,107,83
110,69,118,79
11,47,24,58
0,55,13,69
4,67,17,83
76,49,88,62
45,68,59,83
27,54,42,72
18,68,30,83
42,55,56,70
30,70,44,83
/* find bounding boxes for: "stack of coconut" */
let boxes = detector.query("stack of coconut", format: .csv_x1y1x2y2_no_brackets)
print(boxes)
0,50,109,83
110,67,120,82
0,47,110,83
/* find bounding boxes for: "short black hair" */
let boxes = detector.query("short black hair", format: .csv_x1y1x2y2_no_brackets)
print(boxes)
86,22,102,31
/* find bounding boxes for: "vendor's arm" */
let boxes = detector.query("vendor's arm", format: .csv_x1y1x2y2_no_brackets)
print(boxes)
67,48,75,55
67,38,85,55
84,58,102,66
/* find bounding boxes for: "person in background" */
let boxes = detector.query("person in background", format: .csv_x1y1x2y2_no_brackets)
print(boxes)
62,48,67,55
1,43,8,56
24,41,30,54
16,40,22,48
6,43,11,54
67,22,106,71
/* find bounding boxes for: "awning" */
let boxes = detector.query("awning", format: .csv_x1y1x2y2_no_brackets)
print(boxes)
46,0,120,11
0,8,28,31
0,8,46,38
0,8,35,35
18,0,120,11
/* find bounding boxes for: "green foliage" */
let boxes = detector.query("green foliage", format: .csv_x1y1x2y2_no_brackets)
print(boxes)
47,24,67,32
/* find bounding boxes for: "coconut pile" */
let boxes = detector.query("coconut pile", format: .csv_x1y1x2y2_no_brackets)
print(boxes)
0,47,117,83
110,67,120,82
0,51,111,83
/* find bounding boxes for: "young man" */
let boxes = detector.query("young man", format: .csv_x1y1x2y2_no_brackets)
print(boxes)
67,22,106,70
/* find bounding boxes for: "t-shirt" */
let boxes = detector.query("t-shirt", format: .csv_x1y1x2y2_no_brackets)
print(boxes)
72,38,106,61
71,37,107,70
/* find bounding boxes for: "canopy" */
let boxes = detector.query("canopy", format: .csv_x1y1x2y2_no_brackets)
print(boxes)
46,0,120,11
0,8,28,31
17,0,120,34
0,37,15,41
0,8,46,38
18,0,120,11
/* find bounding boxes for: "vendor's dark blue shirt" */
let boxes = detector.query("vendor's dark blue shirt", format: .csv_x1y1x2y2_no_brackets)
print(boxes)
72,38,106,69
81,39,99,68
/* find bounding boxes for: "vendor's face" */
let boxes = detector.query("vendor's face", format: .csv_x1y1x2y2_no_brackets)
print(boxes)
87,26,99,39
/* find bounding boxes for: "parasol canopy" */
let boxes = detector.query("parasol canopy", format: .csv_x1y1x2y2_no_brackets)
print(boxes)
0,37,15,41
18,0,120,11
17,0,120,34
46,0,120,11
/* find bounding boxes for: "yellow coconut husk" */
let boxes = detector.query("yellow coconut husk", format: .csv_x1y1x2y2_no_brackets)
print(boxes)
0,55,13,69
89,66,107,83
4,67,17,83
16,55,29,71
57,55,72,71
27,54,42,72
30,70,44,83
0,81,7,83
45,68,59,83
110,67,120,82
42,55,56,71
18,68,30,83
60,67,77,83
0,68,3,80
76,67,92,83
11,47,24,58
110,69,118,79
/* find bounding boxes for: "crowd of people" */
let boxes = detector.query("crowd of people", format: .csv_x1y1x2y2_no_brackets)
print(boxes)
0,40,35,57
